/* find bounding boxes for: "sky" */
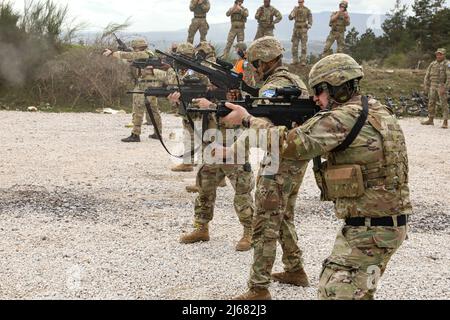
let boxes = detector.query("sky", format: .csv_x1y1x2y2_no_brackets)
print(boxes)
11,0,450,32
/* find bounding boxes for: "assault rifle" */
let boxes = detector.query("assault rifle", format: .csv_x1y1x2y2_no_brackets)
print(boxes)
187,87,320,130
155,49,260,97
131,57,171,71
113,33,132,52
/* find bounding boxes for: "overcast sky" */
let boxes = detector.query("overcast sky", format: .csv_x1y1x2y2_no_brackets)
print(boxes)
12,0,450,32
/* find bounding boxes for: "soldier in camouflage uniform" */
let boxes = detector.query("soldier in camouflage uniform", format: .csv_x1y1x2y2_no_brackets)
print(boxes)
322,1,350,57
105,38,165,143
209,37,310,300
223,0,249,59
233,42,256,88
187,0,211,44
421,48,449,129
169,43,256,252
254,0,283,40
289,0,313,66
223,53,412,300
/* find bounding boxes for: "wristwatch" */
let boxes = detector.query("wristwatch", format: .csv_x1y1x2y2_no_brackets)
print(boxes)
242,115,252,128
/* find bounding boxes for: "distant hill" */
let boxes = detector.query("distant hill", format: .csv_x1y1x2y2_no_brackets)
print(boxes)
141,12,386,52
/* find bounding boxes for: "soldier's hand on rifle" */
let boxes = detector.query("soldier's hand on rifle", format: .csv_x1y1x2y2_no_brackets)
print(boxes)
192,98,214,109
103,49,113,57
222,102,250,126
168,92,181,104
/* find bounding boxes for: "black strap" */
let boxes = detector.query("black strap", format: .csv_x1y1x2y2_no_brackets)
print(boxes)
345,215,408,227
332,96,369,153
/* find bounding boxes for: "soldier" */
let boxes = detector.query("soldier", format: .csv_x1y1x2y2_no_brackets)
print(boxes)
223,0,249,59
289,0,313,66
104,38,165,142
233,42,256,87
223,54,412,300
187,0,211,44
254,0,283,40
322,1,350,57
421,48,449,129
199,37,310,300
168,44,256,252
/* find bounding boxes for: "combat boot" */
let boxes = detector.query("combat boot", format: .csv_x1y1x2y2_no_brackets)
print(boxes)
421,117,434,125
235,228,252,252
233,288,272,301
180,224,210,244
185,185,199,193
442,120,448,129
171,164,194,172
121,134,140,143
272,268,310,287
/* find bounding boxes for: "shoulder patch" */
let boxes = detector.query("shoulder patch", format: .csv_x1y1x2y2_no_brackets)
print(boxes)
262,89,276,98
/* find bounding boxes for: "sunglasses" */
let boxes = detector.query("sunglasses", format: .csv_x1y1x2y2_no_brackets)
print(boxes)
313,84,327,96
252,60,260,69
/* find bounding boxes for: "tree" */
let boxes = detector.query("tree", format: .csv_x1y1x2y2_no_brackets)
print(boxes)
382,0,411,54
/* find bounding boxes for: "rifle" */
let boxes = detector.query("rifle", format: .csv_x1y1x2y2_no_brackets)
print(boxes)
187,86,320,130
131,57,171,71
113,33,132,52
155,49,260,97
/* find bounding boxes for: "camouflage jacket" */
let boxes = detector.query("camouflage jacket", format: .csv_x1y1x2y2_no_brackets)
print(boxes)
255,5,282,28
112,50,157,87
424,59,449,88
190,0,210,18
250,96,413,219
226,4,249,27
289,6,313,29
329,11,350,33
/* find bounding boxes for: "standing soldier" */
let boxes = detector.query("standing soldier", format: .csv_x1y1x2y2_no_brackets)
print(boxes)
223,53,413,301
223,0,249,59
421,48,449,129
322,1,350,57
289,0,313,66
187,0,211,44
200,37,311,300
104,38,165,143
254,0,283,40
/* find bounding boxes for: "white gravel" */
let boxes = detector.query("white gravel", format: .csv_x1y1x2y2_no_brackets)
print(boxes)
0,111,449,300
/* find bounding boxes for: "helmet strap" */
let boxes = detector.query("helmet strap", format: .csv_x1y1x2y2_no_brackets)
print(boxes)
329,79,359,105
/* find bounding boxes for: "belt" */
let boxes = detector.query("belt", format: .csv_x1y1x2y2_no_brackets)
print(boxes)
139,80,159,83
195,15,206,18
345,215,408,227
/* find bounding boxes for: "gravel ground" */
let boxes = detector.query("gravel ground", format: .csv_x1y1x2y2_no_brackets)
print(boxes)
0,111,449,300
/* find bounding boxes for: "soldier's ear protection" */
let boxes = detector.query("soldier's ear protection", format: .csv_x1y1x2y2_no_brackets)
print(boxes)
329,79,361,104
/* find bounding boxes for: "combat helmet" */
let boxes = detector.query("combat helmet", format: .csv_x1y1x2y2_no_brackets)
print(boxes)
195,41,216,59
340,1,348,9
176,42,195,58
309,53,364,88
235,42,248,51
131,38,148,49
247,36,284,64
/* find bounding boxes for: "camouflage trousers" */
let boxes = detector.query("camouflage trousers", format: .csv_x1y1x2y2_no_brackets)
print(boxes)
223,25,245,58
187,18,209,44
254,26,274,40
319,225,407,300
194,164,255,229
132,93,162,136
291,29,308,63
323,31,346,55
248,159,309,289
428,86,449,120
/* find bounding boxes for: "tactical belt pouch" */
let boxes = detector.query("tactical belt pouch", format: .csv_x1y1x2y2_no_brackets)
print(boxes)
323,165,365,200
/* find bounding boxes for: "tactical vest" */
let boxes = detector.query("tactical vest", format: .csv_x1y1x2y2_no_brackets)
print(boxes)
330,12,348,33
231,9,247,23
294,7,310,29
192,3,208,18
323,100,411,219
258,7,275,26
428,60,448,87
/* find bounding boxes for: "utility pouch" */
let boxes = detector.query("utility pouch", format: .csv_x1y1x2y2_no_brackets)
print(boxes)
323,165,365,200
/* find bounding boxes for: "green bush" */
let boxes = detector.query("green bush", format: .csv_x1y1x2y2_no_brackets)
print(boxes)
384,53,408,68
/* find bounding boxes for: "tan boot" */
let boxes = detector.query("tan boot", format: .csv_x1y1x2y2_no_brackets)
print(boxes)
236,228,252,252
180,224,210,244
185,185,199,193
421,117,434,125
233,288,272,301
272,268,310,287
171,164,194,172
442,120,448,129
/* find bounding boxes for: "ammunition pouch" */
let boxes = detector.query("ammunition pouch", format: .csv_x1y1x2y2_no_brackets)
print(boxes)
323,164,365,201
